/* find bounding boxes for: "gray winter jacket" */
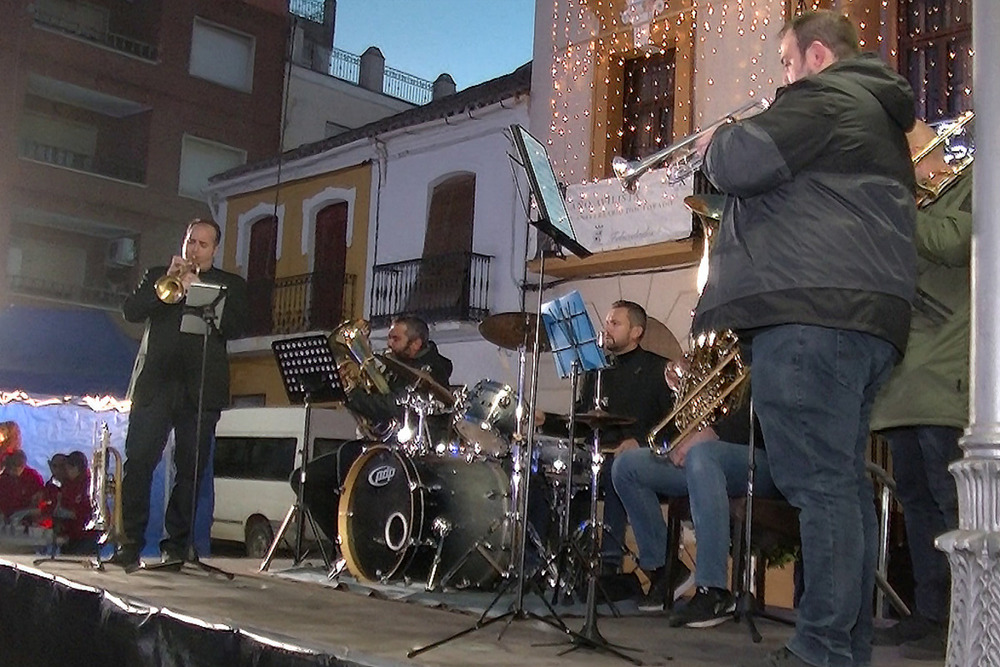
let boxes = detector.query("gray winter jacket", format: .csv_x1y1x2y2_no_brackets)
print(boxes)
693,53,917,353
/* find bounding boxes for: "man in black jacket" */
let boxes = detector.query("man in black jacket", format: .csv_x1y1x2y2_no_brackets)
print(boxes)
577,300,673,576
693,11,917,667
110,219,248,571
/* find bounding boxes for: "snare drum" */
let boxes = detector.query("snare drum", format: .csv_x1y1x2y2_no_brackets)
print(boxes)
453,379,518,457
532,435,592,488
338,446,512,589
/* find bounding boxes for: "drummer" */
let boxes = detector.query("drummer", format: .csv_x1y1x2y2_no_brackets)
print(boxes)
540,300,674,585
345,314,454,435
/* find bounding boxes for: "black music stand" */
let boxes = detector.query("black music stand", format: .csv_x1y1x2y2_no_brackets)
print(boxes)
259,334,345,573
143,282,233,578
410,125,617,662
540,293,640,665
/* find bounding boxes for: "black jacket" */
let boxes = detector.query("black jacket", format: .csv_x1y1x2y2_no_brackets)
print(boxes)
123,265,248,411
345,340,453,425
577,346,673,446
695,53,917,352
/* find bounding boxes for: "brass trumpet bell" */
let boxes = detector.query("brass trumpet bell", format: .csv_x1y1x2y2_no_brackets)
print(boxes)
154,275,187,304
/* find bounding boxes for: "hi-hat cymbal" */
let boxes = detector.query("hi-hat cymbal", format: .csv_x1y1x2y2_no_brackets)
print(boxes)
479,312,551,352
378,354,454,405
568,409,636,428
684,194,726,222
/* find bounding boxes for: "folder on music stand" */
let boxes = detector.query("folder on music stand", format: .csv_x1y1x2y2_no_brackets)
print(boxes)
271,334,346,405
180,282,226,335
540,291,608,379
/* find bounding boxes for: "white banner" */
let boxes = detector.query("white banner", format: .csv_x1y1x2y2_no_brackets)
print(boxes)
565,169,694,253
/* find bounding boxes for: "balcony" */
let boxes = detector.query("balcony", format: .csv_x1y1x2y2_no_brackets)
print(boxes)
7,273,131,311
19,139,146,184
244,272,357,337
33,3,158,61
369,252,491,327
289,0,325,23
329,48,433,106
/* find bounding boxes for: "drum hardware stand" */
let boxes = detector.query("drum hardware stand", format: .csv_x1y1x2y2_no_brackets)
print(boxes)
259,334,346,573
408,252,579,659
556,352,640,664
143,289,233,579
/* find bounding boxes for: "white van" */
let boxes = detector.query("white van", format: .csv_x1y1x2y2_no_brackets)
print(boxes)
211,406,361,557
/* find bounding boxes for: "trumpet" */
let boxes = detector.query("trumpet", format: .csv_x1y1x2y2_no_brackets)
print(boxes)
912,110,974,208
613,98,770,190
86,423,124,548
154,261,199,304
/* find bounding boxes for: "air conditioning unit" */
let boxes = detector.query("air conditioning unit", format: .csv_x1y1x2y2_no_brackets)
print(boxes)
107,237,137,267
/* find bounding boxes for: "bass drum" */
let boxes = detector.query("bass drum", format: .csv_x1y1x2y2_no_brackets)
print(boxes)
338,446,511,589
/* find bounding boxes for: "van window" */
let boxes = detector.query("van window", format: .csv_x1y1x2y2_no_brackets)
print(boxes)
215,436,297,480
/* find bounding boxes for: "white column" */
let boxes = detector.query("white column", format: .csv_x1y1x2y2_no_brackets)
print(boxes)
936,4,1000,666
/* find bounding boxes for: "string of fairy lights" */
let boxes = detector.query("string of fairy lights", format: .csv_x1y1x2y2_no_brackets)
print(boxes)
544,0,973,192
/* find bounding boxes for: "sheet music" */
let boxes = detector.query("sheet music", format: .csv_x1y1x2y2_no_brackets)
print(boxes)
540,291,608,379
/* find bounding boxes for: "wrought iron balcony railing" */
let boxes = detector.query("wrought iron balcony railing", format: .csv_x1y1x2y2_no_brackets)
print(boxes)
329,48,432,106
33,8,158,61
7,273,131,311
289,0,325,23
244,271,357,337
369,252,491,327
19,139,146,184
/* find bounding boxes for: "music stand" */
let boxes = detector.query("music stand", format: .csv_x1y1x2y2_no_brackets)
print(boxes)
540,294,640,664
259,334,345,573
143,281,232,578
409,126,595,660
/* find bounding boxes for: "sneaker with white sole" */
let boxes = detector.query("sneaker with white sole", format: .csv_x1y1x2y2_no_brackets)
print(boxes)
668,586,736,628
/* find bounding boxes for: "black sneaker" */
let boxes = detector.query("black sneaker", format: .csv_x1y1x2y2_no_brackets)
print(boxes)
105,546,141,574
668,586,735,628
872,614,939,646
737,647,813,667
900,626,947,661
638,562,693,612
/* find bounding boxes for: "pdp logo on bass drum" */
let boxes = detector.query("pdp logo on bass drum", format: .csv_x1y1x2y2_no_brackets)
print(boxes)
368,464,396,487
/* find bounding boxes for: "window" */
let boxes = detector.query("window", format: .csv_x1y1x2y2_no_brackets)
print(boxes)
621,50,676,161
897,0,972,121
178,134,246,199
189,18,255,92
214,437,296,480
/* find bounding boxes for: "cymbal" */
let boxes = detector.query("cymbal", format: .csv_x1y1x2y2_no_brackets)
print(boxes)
643,316,684,361
568,409,636,428
683,194,725,222
378,354,455,405
479,312,551,352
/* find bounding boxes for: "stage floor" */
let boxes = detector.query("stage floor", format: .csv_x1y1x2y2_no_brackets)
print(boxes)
0,549,934,667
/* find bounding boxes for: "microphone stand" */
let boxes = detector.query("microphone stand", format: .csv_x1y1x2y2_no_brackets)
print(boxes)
143,296,232,579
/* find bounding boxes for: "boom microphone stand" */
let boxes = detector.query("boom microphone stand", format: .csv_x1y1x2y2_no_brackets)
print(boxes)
144,284,232,578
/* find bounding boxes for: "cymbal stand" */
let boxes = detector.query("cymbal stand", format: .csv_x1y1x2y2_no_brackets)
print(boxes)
408,252,576,659
558,358,641,665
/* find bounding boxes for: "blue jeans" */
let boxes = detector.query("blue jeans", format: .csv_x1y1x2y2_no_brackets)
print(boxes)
881,425,961,623
751,325,896,667
599,454,628,566
612,442,779,589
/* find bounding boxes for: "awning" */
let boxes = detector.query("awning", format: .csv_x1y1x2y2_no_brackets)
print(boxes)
0,304,138,398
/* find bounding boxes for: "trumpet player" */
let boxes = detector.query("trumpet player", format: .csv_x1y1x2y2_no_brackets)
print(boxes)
110,218,248,572
691,10,916,667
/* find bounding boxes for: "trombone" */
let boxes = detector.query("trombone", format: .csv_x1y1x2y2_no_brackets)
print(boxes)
612,98,770,190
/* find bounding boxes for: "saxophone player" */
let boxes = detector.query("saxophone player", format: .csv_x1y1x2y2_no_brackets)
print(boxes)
108,219,248,572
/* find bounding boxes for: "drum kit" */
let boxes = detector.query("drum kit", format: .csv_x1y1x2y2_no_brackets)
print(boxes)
334,312,634,598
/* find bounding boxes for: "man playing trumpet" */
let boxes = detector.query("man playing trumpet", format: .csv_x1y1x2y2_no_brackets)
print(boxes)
109,218,248,572
692,10,916,667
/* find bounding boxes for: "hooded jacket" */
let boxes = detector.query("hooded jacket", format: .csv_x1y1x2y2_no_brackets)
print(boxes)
694,53,917,352
870,172,972,430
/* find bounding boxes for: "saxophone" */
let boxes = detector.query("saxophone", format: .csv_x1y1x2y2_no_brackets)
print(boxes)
86,423,124,546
